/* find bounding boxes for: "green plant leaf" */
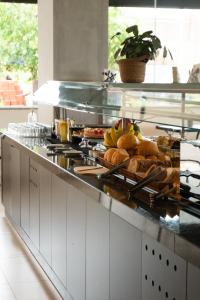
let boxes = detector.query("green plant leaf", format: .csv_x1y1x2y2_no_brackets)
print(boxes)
126,25,138,36
151,36,162,50
163,46,167,58
114,48,121,60
111,32,121,40
161,46,173,60
121,37,133,45
168,48,173,60
121,43,129,57
140,30,153,39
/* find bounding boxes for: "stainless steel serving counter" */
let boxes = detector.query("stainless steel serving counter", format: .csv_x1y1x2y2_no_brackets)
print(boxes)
2,133,200,269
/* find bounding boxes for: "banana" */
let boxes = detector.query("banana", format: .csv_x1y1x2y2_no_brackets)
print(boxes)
117,126,123,139
136,132,143,141
104,130,115,147
110,127,118,147
127,124,134,134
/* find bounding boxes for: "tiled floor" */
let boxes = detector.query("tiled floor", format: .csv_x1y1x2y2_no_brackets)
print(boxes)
0,202,63,300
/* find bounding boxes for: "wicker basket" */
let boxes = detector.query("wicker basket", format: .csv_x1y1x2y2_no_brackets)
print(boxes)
117,58,146,83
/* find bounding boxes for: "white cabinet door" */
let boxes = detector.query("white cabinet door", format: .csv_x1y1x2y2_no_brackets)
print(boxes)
86,198,109,300
67,184,86,300
110,213,142,300
29,180,40,249
2,140,11,215
187,263,200,300
20,152,30,235
39,166,52,266
52,174,67,288
10,145,20,225
142,234,187,300
29,159,40,249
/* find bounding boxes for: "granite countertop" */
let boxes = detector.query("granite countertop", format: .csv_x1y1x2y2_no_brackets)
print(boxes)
1,133,200,267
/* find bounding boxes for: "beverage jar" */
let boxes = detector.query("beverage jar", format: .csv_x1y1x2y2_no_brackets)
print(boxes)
59,120,68,142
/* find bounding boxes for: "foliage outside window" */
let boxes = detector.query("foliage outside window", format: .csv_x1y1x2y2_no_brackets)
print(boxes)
0,3,38,82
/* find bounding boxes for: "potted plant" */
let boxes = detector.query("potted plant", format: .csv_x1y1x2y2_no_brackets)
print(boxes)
112,25,162,83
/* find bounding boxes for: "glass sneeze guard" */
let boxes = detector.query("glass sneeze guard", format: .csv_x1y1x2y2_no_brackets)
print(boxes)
34,81,200,130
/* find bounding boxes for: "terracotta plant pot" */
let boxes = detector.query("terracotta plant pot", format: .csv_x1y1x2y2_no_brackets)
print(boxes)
117,57,147,83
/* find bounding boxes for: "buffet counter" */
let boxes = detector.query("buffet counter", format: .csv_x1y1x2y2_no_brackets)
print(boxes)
1,133,200,300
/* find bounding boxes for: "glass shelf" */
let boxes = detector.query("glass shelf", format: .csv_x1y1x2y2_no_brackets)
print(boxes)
34,81,200,130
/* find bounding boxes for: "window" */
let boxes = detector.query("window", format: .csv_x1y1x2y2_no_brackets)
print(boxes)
0,2,38,106
108,6,200,83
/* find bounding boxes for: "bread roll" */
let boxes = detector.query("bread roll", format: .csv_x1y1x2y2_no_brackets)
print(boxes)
104,148,117,162
157,136,169,146
127,159,140,173
162,168,179,183
111,149,129,165
137,140,159,156
144,167,179,183
127,148,137,157
144,164,157,176
117,133,138,150
146,155,158,160
128,158,169,173
157,152,171,163
128,159,156,173
131,155,145,160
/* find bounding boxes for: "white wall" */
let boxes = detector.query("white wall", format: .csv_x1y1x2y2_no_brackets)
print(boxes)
0,109,38,128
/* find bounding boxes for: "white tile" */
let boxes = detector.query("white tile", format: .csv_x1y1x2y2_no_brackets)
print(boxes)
0,201,62,299
0,217,11,234
10,281,62,300
0,267,9,286
0,256,48,285
0,284,16,300
0,232,25,259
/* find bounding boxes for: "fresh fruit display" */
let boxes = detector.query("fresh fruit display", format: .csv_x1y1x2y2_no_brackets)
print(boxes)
103,119,142,148
99,124,180,198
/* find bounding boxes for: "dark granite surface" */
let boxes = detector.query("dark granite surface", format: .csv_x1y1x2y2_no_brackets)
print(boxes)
2,133,200,266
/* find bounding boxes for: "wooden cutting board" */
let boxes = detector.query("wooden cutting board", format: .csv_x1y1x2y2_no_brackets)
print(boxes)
74,165,109,175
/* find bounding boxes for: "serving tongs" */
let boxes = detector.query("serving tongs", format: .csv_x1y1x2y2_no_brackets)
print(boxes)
180,170,200,181
180,183,200,201
149,183,200,217
97,158,130,179
148,185,178,207
161,197,200,217
128,166,166,200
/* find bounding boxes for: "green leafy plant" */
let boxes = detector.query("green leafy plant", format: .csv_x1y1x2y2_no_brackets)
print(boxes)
0,3,38,81
112,24,162,62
